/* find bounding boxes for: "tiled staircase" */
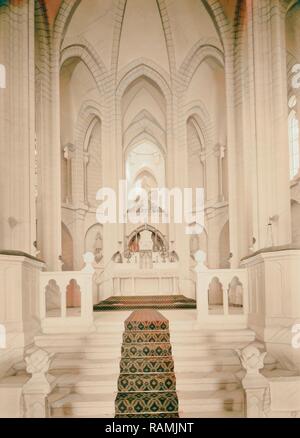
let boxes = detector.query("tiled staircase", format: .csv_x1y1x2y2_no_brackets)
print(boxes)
115,309,179,418
29,311,278,418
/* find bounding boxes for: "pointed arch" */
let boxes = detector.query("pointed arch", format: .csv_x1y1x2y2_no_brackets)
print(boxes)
123,110,166,153
179,43,224,91
116,60,172,103
60,43,108,97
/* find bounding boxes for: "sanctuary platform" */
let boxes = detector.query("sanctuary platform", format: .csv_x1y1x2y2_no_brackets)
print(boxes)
93,295,197,311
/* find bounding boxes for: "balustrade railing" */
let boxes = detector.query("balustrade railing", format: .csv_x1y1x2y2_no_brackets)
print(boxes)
40,254,95,333
195,260,249,327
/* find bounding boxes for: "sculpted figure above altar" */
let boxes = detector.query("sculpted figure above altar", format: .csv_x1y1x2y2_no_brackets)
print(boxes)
128,227,164,254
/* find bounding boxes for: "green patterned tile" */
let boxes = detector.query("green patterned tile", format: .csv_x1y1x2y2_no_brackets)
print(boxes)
121,343,172,357
118,373,176,392
122,331,170,344
115,391,179,415
115,310,179,418
115,413,179,418
125,320,169,331
120,357,175,374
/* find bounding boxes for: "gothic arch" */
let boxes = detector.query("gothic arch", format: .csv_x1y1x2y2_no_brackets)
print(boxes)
202,0,230,51
185,103,214,151
179,43,225,91
123,110,166,153
52,0,81,52
132,167,158,187
116,60,172,104
75,101,103,152
110,0,177,77
111,0,128,74
156,0,177,76
51,0,230,73
187,116,206,152
125,132,165,158
127,225,167,250
60,43,108,97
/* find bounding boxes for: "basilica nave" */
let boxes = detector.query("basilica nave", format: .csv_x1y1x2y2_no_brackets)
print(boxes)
0,0,300,419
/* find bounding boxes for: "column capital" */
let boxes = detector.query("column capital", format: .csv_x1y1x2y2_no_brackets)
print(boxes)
63,143,76,160
199,149,206,163
213,143,226,158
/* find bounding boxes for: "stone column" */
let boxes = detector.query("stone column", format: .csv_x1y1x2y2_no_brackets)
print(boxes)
224,30,242,268
215,144,226,202
36,9,62,271
205,145,220,204
246,0,291,249
0,0,36,254
199,150,207,201
63,143,76,205
83,152,90,206
194,250,209,322
72,208,87,271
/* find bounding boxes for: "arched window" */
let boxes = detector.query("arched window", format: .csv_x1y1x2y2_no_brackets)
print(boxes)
288,96,300,179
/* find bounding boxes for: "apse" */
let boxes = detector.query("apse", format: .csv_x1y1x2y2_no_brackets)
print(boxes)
126,142,165,194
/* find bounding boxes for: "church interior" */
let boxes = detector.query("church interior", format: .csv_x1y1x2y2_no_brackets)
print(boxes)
1,0,300,418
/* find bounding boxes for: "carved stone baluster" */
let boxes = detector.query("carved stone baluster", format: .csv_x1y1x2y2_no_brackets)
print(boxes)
237,345,269,418
22,347,56,418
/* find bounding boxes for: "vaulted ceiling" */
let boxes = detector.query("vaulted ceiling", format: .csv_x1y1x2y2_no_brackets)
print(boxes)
42,0,239,25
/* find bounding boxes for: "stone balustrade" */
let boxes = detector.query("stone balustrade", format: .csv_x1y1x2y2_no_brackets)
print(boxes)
194,251,248,328
39,253,95,333
238,345,300,418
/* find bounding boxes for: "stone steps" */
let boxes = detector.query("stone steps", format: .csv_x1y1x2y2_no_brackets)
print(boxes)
49,387,245,418
50,392,115,418
53,369,242,394
175,370,241,391
35,328,255,348
177,388,244,413
115,391,179,416
180,410,245,418
35,333,122,348
35,343,268,363
55,373,119,394
36,320,276,419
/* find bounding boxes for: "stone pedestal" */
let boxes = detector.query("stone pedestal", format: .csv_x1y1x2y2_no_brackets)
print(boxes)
242,375,269,418
0,0,36,255
237,345,269,418
22,347,55,418
0,253,44,378
241,247,300,371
